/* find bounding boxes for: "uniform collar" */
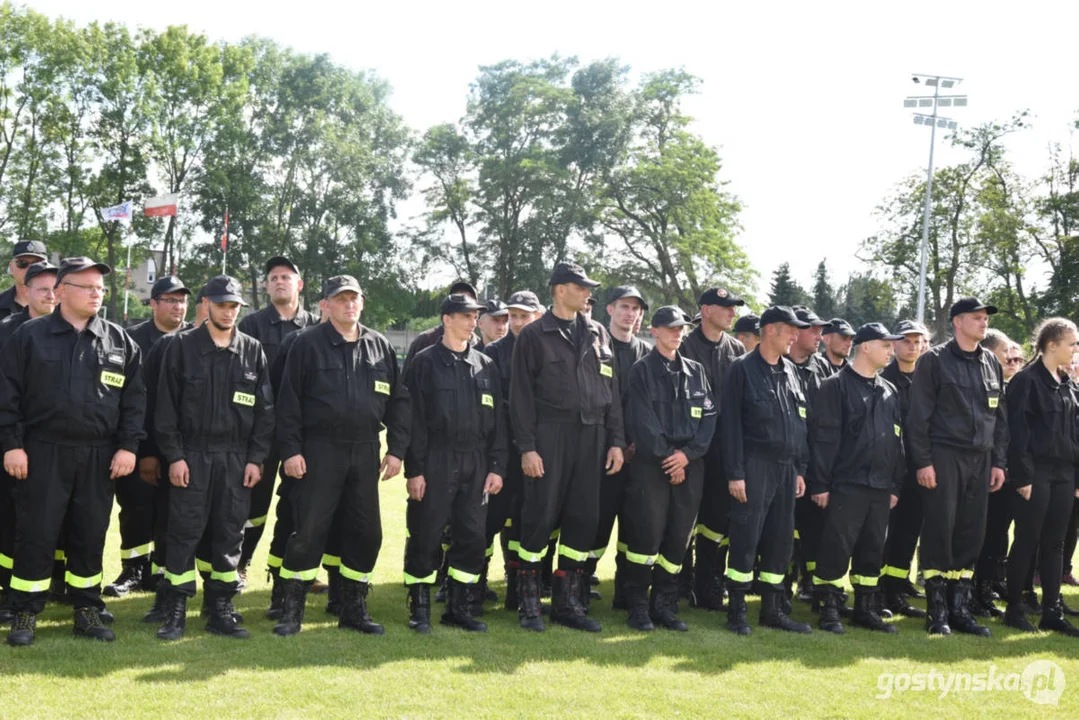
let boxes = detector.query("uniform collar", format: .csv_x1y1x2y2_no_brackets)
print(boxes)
324,321,367,346
265,304,307,326
840,362,882,388
49,307,106,338
647,347,691,376
434,339,481,368
1030,359,1062,389
193,322,241,355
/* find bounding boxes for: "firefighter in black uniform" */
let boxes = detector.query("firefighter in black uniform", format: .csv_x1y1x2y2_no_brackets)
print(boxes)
510,262,625,633
623,306,716,632
403,294,507,633
721,305,811,635
403,280,479,369
0,261,57,624
2,257,145,647
273,275,409,637
589,286,650,610
908,297,1007,637
482,290,543,612
880,319,931,617
477,299,509,350
679,287,745,611
819,318,855,377
104,276,191,598
0,240,48,321
154,276,273,641
733,314,760,354
810,323,905,634
1003,318,1079,636
237,256,318,586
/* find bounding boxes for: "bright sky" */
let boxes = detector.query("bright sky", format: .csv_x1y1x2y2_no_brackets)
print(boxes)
25,0,1079,296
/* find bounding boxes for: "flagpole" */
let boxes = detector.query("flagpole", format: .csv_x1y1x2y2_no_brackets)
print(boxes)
123,240,132,325
221,204,228,275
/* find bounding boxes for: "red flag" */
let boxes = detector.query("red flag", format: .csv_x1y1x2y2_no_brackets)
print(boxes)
221,209,229,251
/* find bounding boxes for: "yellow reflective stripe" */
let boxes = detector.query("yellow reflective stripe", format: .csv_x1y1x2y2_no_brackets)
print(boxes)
321,554,342,568
279,567,319,581
944,570,962,581
448,567,480,584
656,555,681,575
881,565,908,579
549,528,561,540
805,561,817,572
590,546,607,560
65,570,103,589
625,551,657,566
504,518,513,528
922,569,944,579
9,575,51,593
695,524,723,542
195,558,213,573
0,553,12,569
813,575,844,587
151,563,163,575
507,540,521,554
340,565,371,583
54,549,66,562
121,543,152,560
558,544,590,562
719,537,730,548
267,554,283,569
958,569,974,580
245,515,268,529
165,569,197,586
759,571,785,585
211,570,239,583
517,546,547,563
404,571,437,585
485,544,495,558
793,529,801,541
440,542,451,552
726,567,753,583
851,574,878,587
616,541,628,554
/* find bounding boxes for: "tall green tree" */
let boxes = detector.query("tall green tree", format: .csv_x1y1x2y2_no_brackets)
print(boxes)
769,262,808,307
811,259,836,319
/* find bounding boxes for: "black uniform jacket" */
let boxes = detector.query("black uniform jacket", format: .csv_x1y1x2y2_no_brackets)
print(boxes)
1006,361,1079,489
809,365,905,496
626,349,717,462
907,339,1008,471
155,323,273,467
0,309,145,452
403,342,508,479
509,310,625,454
276,322,409,461
238,304,318,366
130,319,193,459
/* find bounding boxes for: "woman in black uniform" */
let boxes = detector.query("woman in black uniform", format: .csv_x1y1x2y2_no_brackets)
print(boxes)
1004,318,1079,635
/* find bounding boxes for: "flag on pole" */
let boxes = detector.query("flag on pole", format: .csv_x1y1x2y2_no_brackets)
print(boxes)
144,193,179,217
100,201,132,226
221,209,229,251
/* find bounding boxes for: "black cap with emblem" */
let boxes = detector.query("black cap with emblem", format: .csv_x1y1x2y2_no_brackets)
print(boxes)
322,275,363,299
760,305,811,329
481,299,508,317
792,306,830,327
264,256,299,276
23,261,57,286
949,296,998,319
650,305,694,328
56,256,111,286
202,275,248,306
733,313,760,336
698,287,746,308
822,317,855,337
548,262,600,288
607,285,649,311
506,290,543,312
150,275,191,300
853,322,904,345
441,293,486,315
12,240,47,260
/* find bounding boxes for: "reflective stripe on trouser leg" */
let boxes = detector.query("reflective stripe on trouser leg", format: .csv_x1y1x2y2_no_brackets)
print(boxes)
725,457,795,589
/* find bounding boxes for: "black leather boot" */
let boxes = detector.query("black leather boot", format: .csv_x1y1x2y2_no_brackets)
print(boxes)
206,591,249,638
441,578,487,632
650,576,688,632
759,588,811,634
625,582,654,632
73,606,115,641
156,590,187,641
550,569,600,632
924,577,951,635
726,588,752,635
817,590,844,634
339,577,384,634
948,579,990,637
853,590,896,633
517,565,545,632
272,579,307,637
691,539,725,610
408,584,432,634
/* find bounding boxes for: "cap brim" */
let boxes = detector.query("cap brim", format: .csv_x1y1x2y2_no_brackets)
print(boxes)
153,287,192,298
207,294,248,306
791,319,812,329
265,257,299,275
326,286,362,299
15,252,47,260
807,319,829,327
507,303,539,311
573,278,601,289
484,309,509,316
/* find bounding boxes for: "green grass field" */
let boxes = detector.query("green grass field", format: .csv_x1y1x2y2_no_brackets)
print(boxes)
2,476,1078,719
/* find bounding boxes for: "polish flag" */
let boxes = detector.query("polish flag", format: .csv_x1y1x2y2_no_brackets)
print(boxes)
144,193,179,217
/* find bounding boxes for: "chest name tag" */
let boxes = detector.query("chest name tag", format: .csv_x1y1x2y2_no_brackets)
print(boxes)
894,424,902,438
988,397,999,409
233,391,255,407
599,364,613,378
101,371,125,388
690,407,703,419
798,406,807,419
482,393,494,408
374,380,391,396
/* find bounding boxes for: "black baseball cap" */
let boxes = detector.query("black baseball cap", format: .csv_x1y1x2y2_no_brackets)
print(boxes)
607,285,649,311
692,311,702,325
760,305,811,329
949,297,998,319
585,297,596,307
56,256,111,286
792,306,830,327
506,290,543,312
150,276,191,300
202,275,248,306
651,305,693,328
698,287,746,307
441,293,485,315
549,262,600,288
481,299,508,317
823,318,855,337
12,240,47,260
449,280,478,299
733,313,760,335
265,256,299,276
893,319,931,337
853,322,904,345
323,275,362,299
23,261,57,286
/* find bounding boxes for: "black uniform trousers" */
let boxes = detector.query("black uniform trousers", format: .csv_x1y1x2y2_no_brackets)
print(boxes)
486,446,522,555
281,439,382,583
1065,504,1079,577
795,493,826,578
590,462,628,562
267,474,296,575
881,469,923,587
0,470,13,590
814,485,891,593
9,440,114,613
405,447,487,584
241,447,280,563
974,482,1012,582
695,451,730,544
1006,469,1076,611
919,446,990,580
726,455,797,590
152,480,214,580
163,450,250,597
623,457,704,585
517,423,604,571
115,471,156,564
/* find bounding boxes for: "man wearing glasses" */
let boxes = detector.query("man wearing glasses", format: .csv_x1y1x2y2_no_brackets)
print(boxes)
0,241,49,321
2,257,146,646
104,277,193,599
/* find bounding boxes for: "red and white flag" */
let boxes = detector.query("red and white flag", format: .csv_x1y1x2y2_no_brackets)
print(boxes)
221,209,229,251
144,193,179,217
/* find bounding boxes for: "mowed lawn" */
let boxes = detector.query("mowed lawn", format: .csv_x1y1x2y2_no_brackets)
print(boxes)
2,471,1079,719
